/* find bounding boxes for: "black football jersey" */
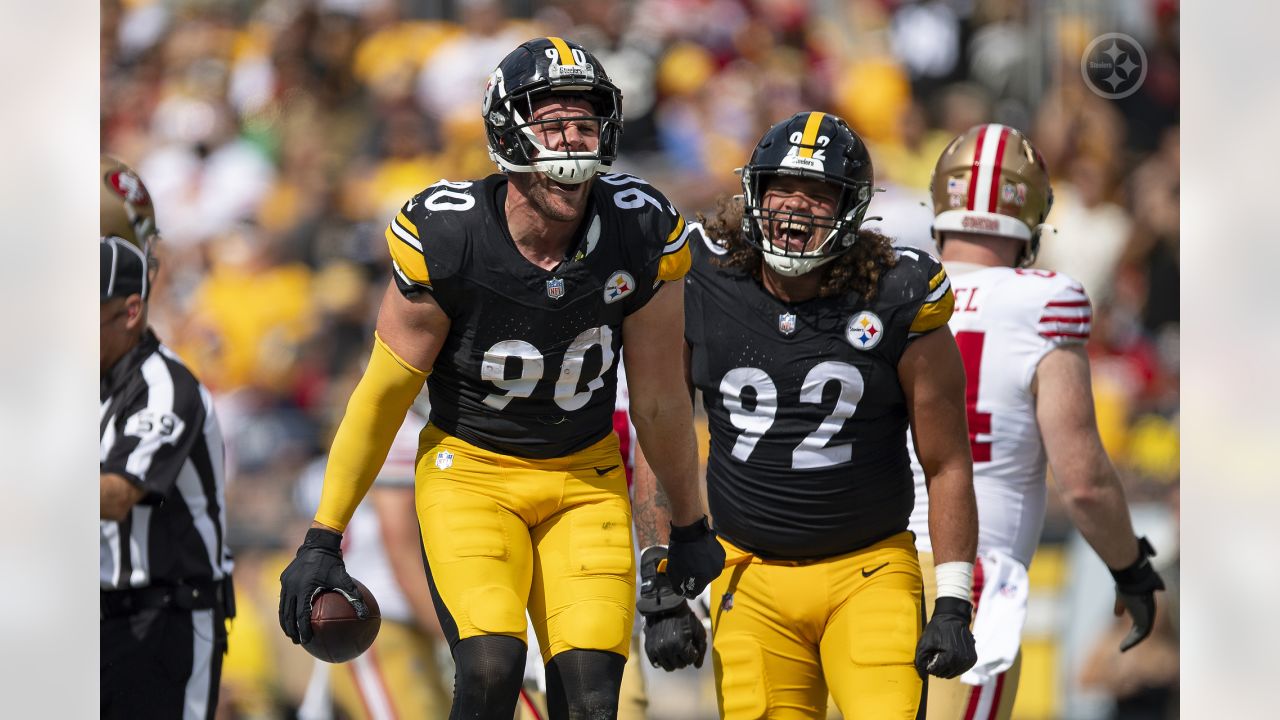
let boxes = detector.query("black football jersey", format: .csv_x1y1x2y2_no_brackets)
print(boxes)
384,173,692,458
685,230,954,560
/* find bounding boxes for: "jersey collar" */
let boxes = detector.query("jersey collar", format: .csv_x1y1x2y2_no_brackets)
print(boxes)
491,176,599,274
101,328,160,400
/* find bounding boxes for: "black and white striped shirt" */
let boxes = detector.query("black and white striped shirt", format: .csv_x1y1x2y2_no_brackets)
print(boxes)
100,330,232,590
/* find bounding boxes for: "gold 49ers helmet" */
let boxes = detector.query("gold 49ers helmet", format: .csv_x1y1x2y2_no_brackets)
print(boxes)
930,124,1052,267
101,155,159,265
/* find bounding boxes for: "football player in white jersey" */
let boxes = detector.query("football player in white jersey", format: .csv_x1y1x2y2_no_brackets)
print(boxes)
907,124,1165,720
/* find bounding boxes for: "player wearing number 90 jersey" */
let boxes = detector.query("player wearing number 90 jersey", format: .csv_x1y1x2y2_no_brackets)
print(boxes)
633,113,979,720
280,37,721,720
383,174,690,708
386,171,688,457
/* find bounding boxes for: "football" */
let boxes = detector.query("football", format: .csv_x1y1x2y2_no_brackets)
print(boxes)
303,579,381,663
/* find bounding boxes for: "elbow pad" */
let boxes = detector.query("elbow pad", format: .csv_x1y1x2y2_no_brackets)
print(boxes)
314,333,428,531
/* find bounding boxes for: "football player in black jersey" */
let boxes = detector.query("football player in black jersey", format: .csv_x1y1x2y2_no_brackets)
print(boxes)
633,112,981,718
278,37,724,720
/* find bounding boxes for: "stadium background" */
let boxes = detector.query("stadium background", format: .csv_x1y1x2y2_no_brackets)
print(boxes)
100,0,1179,717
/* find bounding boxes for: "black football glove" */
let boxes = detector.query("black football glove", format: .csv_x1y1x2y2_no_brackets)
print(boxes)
915,596,978,679
665,517,726,598
1110,536,1166,652
279,528,368,645
638,545,708,671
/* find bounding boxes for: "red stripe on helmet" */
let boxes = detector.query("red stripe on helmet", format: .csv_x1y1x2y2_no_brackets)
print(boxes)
988,126,1011,213
966,129,986,211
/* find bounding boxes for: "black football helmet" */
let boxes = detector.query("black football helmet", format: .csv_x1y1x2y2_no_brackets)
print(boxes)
482,37,624,184
741,112,875,276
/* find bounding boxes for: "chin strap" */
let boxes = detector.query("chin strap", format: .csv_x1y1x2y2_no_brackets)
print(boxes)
491,151,604,185
762,251,839,277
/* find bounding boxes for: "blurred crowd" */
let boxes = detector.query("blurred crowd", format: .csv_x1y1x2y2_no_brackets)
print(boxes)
102,0,1179,717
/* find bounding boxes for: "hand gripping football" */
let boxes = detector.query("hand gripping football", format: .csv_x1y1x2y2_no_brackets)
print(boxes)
303,579,381,663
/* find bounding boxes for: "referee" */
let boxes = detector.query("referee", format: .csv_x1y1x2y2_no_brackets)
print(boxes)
100,221,234,713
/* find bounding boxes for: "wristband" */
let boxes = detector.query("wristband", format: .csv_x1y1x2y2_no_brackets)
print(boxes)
303,527,343,552
670,516,712,542
1109,537,1157,584
934,561,974,602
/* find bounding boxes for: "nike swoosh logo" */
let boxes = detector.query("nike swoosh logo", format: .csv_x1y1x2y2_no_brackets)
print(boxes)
861,562,890,578
594,465,620,476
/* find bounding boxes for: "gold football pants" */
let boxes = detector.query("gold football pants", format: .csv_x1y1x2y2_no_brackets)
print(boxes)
918,552,1021,720
710,531,925,720
415,424,635,662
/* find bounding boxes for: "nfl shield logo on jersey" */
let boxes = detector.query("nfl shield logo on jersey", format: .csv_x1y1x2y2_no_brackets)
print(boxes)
435,451,454,470
778,312,797,335
845,311,884,350
546,278,566,300
603,271,635,304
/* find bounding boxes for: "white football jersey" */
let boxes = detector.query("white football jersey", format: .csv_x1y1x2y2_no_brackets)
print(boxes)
908,263,1092,567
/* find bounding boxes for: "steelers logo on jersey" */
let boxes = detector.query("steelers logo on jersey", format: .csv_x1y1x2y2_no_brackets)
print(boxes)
845,310,884,350
603,271,635,304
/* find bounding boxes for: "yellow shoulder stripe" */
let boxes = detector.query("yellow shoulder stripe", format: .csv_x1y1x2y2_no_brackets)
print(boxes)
928,267,947,292
910,286,955,333
798,111,826,158
384,224,430,285
658,243,691,282
666,214,687,246
396,211,419,238
548,36,575,65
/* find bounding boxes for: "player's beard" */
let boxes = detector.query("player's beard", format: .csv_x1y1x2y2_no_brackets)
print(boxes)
524,173,591,222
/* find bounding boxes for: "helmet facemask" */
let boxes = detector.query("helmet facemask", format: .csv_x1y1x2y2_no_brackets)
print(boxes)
740,168,873,277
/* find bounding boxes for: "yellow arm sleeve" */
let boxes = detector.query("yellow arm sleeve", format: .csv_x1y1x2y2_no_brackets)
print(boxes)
313,333,428,532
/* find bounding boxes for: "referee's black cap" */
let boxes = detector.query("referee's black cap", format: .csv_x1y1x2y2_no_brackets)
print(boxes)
101,235,149,301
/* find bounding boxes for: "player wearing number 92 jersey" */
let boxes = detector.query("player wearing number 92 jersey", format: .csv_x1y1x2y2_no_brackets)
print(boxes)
640,112,979,720
387,172,689,457
690,231,950,560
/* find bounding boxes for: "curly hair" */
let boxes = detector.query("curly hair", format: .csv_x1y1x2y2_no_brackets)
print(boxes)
697,195,898,301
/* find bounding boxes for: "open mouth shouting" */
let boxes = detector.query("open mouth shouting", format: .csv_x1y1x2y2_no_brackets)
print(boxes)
771,219,815,253
549,179,583,195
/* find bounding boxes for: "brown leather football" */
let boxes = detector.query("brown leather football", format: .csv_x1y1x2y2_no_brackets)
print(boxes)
302,579,381,663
